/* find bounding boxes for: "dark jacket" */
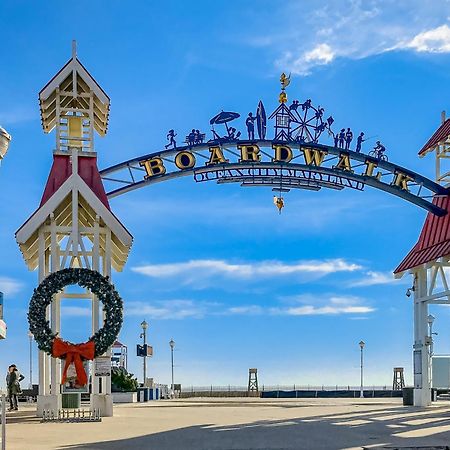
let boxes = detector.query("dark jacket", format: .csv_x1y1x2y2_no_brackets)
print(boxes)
7,370,24,395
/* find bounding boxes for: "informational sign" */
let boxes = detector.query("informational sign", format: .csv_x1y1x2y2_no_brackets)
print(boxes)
62,360,90,393
94,356,111,377
414,350,422,389
137,344,153,357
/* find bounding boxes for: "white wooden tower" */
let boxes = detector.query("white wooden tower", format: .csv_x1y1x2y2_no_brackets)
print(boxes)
16,43,132,416
395,113,450,406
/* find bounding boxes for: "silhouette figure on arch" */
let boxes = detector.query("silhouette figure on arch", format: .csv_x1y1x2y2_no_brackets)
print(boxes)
165,129,177,149
355,132,365,153
246,112,257,140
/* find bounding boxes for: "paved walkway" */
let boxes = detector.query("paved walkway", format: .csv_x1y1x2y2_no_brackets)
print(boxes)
5,398,450,449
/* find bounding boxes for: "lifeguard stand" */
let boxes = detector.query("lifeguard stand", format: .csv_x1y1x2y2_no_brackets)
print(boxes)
111,340,128,370
392,367,405,391
16,43,132,416
247,368,259,397
395,112,450,406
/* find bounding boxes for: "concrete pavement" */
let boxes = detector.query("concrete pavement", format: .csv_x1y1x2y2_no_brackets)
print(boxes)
5,397,450,449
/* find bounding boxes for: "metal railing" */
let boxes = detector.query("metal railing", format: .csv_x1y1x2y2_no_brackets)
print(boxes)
184,385,390,392
180,385,398,398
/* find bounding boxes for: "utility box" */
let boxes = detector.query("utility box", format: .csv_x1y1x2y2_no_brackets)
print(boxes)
432,355,450,389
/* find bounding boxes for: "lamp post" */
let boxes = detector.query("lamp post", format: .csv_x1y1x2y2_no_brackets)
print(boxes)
140,320,148,385
0,126,11,163
28,331,33,389
169,338,175,397
359,340,365,398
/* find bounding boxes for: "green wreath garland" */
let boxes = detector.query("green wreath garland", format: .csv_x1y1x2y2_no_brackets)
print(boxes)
28,268,123,357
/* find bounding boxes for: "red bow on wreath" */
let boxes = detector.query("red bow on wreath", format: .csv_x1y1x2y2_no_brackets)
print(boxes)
52,337,95,386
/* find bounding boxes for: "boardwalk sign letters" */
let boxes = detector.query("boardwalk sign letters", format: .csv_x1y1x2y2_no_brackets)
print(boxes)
100,141,447,217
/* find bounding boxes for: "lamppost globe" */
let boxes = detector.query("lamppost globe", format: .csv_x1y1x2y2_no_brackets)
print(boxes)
0,126,11,161
427,314,435,325
359,340,365,349
141,320,148,330
169,338,175,349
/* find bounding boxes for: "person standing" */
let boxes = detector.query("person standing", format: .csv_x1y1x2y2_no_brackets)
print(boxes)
6,364,24,411
355,132,365,152
333,131,339,147
345,128,353,150
246,112,256,140
338,128,345,148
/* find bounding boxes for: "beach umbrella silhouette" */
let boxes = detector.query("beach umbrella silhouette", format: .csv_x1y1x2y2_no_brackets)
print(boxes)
210,111,240,135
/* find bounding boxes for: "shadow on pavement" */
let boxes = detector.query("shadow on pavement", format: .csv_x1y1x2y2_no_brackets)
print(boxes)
56,403,450,450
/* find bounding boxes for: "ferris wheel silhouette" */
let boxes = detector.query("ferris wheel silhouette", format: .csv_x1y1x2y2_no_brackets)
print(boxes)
288,99,331,143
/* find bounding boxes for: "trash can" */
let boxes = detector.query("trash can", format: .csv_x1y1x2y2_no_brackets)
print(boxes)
431,388,438,402
402,387,414,406
137,387,150,402
62,393,81,408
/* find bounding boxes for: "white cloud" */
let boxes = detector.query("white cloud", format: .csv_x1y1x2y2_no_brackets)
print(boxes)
270,294,375,316
260,1,450,75
398,24,450,53
0,277,23,296
126,300,212,319
226,305,264,315
132,258,362,284
282,304,375,316
349,270,397,287
124,293,374,319
225,295,374,317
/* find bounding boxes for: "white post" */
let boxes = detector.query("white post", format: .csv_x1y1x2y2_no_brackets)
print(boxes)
38,229,46,396
92,217,100,396
1,393,5,450
413,268,431,406
50,214,59,396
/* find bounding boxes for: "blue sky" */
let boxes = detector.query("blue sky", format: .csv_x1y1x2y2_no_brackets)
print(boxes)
2,0,450,388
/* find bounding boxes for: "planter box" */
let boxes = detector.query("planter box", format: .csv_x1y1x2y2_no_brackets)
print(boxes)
112,392,137,403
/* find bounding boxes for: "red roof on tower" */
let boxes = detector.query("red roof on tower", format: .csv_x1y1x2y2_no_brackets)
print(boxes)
418,118,450,156
40,154,110,210
395,194,450,274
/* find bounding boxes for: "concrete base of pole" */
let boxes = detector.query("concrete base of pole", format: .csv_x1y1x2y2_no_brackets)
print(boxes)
413,388,431,406
36,394,61,417
91,393,113,417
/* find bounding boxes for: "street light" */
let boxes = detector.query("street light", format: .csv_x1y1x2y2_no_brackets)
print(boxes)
0,126,11,162
169,338,175,397
359,340,365,399
27,331,33,389
140,320,148,385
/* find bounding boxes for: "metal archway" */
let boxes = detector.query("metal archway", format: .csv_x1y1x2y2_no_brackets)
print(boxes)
99,140,448,217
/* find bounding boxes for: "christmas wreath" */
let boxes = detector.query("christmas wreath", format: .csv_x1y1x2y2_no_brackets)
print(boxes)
28,268,123,385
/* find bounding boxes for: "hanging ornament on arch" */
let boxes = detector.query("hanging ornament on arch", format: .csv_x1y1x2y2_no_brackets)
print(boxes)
273,195,284,214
